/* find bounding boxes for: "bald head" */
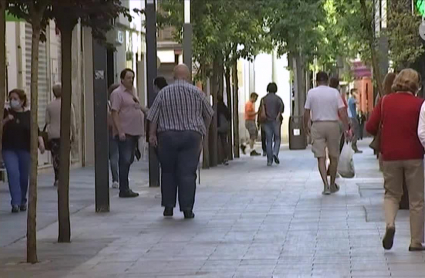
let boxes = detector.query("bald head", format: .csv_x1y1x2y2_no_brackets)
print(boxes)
52,84,62,98
173,64,190,81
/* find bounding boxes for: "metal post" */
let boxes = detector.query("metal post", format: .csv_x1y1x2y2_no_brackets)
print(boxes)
183,0,192,79
93,40,110,212
146,0,160,187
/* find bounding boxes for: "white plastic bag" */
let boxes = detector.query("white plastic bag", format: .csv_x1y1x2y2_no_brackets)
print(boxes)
338,143,355,178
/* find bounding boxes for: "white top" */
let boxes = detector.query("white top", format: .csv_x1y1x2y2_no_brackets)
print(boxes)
305,85,345,122
417,102,425,148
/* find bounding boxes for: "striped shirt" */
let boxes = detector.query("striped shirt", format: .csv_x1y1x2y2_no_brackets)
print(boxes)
147,80,214,136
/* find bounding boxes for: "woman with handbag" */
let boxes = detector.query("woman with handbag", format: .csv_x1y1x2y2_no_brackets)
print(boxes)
3,89,45,213
366,69,425,251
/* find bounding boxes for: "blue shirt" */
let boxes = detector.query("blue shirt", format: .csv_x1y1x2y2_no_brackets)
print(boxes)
348,97,357,118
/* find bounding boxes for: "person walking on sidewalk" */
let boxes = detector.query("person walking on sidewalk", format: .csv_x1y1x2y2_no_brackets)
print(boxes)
46,84,76,187
107,83,120,189
259,82,284,166
217,95,231,165
348,89,362,153
3,89,45,213
304,72,350,195
368,69,425,251
243,93,261,156
111,68,148,198
147,64,214,219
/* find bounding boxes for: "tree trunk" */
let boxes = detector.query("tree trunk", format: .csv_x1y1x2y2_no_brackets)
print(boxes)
201,64,210,169
57,22,74,243
209,57,219,167
360,0,384,96
27,20,42,265
225,66,233,160
0,0,6,162
232,62,240,158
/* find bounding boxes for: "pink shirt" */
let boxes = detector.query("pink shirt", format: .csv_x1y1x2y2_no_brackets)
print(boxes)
110,85,144,137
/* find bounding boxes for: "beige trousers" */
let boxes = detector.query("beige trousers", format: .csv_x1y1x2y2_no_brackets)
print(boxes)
382,159,425,247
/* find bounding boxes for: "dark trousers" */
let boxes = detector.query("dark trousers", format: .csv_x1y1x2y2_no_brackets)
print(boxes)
218,132,229,161
109,136,119,183
158,131,202,211
263,120,281,163
50,139,61,181
117,135,138,192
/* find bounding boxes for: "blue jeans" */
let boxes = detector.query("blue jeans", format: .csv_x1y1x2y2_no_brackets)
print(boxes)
109,136,119,183
3,149,31,206
263,120,281,163
117,135,138,192
158,131,202,211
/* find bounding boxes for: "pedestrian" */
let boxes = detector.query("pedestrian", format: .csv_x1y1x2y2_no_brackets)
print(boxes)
147,64,214,219
348,88,362,153
107,83,120,189
217,95,231,165
45,84,76,187
2,89,45,213
110,68,148,198
243,92,261,156
368,69,425,251
260,82,284,166
304,72,350,195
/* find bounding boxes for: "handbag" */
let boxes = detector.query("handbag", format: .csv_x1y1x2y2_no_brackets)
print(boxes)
40,124,51,151
369,96,385,152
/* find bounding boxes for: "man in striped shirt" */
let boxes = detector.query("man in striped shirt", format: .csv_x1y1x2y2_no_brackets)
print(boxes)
147,64,214,219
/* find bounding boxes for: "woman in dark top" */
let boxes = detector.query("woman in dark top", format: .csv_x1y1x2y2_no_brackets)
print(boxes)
217,95,231,165
2,89,45,213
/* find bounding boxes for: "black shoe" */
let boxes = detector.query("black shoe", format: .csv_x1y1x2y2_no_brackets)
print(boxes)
273,155,280,165
262,152,266,157
119,190,139,198
383,226,396,250
267,161,272,167
409,245,425,252
183,210,195,219
163,207,173,217
11,205,19,213
20,204,27,212
223,159,229,166
241,144,246,155
250,150,261,156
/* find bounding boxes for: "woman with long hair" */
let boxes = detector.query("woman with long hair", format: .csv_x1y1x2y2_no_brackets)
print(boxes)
367,69,425,251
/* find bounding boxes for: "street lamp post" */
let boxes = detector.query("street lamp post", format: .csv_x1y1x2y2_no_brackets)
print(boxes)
145,0,160,187
183,0,192,80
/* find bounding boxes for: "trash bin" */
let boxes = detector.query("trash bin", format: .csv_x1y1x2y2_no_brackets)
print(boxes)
289,116,307,150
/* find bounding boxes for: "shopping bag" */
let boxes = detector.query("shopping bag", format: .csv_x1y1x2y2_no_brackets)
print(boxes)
337,143,355,178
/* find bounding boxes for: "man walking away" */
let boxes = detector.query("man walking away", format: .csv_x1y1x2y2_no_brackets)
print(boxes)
261,82,284,166
111,68,147,198
147,64,214,219
304,72,350,195
348,89,362,153
45,84,76,187
244,92,261,156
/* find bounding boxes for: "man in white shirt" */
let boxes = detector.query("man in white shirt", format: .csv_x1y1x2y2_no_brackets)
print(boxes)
304,72,350,195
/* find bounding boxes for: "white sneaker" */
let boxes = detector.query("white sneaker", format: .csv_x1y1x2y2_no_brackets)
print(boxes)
322,186,331,195
112,182,119,189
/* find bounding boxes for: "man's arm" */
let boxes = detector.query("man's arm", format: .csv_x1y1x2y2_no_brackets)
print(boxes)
303,109,311,135
111,111,125,141
338,107,350,131
418,102,425,149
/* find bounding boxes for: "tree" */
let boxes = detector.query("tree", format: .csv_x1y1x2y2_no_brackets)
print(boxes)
48,0,131,243
0,0,7,161
9,0,50,263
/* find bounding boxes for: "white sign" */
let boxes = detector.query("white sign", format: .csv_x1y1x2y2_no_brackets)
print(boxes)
293,129,300,136
419,21,425,41
94,70,105,80
147,0,154,4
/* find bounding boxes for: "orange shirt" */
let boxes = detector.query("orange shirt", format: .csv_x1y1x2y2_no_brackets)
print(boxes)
245,101,256,120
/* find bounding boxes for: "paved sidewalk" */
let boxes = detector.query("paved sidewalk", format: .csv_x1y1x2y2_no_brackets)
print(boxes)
1,140,425,278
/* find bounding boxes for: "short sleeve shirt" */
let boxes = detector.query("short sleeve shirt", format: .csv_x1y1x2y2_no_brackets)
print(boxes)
110,85,144,136
305,85,345,122
245,101,256,120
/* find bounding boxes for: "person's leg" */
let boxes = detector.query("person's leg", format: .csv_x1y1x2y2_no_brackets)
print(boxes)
318,157,329,190
50,139,60,185
263,122,273,165
403,160,425,248
261,127,266,155
158,132,178,210
176,131,202,216
382,160,404,249
351,118,361,152
109,136,119,184
311,123,329,193
219,133,229,164
327,122,341,190
272,120,281,157
3,150,21,208
17,150,30,207
117,135,137,194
